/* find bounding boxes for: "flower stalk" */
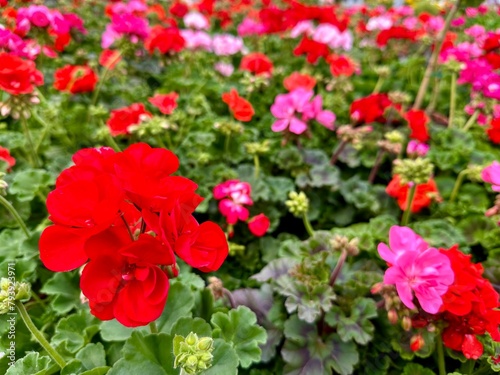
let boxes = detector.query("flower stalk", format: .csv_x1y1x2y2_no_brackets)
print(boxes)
16,301,67,369
401,183,417,226
463,109,479,131
149,321,158,334
302,212,314,238
0,194,30,238
436,334,446,375
448,71,457,128
329,249,347,286
449,169,467,202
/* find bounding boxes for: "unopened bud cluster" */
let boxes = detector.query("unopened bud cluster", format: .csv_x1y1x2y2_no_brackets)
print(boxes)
464,164,483,182
285,191,309,217
337,125,372,147
393,158,434,185
129,116,177,137
173,332,214,375
378,130,404,154
214,121,244,136
388,91,411,105
245,140,270,155
374,66,390,78
0,278,31,314
207,276,224,300
0,93,40,119
241,71,270,93
331,235,359,256
0,172,8,195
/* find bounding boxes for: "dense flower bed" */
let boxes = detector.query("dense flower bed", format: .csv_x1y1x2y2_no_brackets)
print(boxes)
0,0,500,374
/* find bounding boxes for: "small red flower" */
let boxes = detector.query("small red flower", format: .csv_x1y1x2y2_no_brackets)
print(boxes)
386,175,439,213
240,52,273,76
283,72,316,91
406,109,430,143
0,146,16,170
487,117,500,144
221,89,254,122
376,26,419,47
248,213,270,237
350,93,393,124
99,50,121,69
0,52,43,95
53,65,98,94
148,92,179,115
293,36,330,64
145,26,185,54
326,54,358,77
410,334,425,352
106,103,152,136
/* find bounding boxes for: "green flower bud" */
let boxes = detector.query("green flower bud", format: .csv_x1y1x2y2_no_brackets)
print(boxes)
393,158,434,185
385,130,404,144
228,242,245,256
214,121,244,136
0,173,7,195
0,278,31,315
465,164,483,182
388,91,411,105
285,191,309,217
374,66,390,78
245,140,270,155
173,332,214,375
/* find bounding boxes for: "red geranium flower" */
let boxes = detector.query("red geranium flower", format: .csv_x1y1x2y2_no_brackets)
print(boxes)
293,36,330,64
487,117,500,144
326,53,359,77
350,93,393,124
376,26,419,47
148,92,179,115
99,49,121,69
222,89,254,122
106,103,152,136
248,213,270,237
0,52,43,95
240,52,273,76
406,109,430,143
283,72,316,91
53,65,98,94
386,175,439,213
0,146,16,170
145,26,185,54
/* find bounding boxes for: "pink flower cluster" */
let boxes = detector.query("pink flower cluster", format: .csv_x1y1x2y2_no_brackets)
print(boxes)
213,180,270,237
16,5,86,35
482,161,500,192
378,226,454,314
291,21,353,51
0,28,38,59
271,89,336,135
102,12,149,48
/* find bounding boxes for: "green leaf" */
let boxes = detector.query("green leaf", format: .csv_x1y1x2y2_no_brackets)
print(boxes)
108,332,173,375
40,271,82,315
76,343,107,369
51,310,100,353
201,339,238,375
99,320,141,342
211,306,267,368
9,169,52,201
402,363,436,375
170,317,212,338
6,352,52,375
156,281,195,334
412,219,467,249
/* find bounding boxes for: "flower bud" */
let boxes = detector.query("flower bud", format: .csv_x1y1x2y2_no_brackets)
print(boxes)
285,191,309,217
410,334,425,352
387,309,398,325
0,278,31,314
173,332,215,375
392,157,434,185
401,316,412,331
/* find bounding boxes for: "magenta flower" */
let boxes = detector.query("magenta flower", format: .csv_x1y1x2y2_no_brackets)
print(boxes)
213,180,253,225
406,140,429,157
237,18,266,37
102,13,149,49
482,161,500,192
271,89,336,134
378,226,454,314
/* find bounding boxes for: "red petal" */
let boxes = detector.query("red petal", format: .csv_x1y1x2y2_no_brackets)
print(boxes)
462,334,483,359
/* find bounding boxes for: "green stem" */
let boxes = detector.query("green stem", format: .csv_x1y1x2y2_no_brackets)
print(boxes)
20,114,40,167
253,155,260,179
155,135,167,149
462,359,475,374
413,0,461,110
149,321,158,334
16,301,66,368
462,109,479,131
224,134,231,155
104,130,121,152
302,212,314,237
0,195,30,238
425,75,441,114
31,111,52,152
165,131,174,150
401,183,417,226
372,76,384,94
329,250,347,286
449,71,457,128
436,334,446,375
449,170,466,203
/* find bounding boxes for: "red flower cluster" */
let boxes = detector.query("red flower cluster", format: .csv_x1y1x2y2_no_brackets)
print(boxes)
106,103,152,136
0,146,15,170
39,143,228,326
386,175,439,213
53,65,98,94
148,92,179,115
221,89,254,122
326,53,359,77
482,33,500,69
439,246,500,359
0,52,43,95
350,93,393,124
487,117,500,144
240,52,273,76
99,50,121,69
376,26,419,47
283,72,316,91
405,109,430,143
293,36,330,64
145,26,185,54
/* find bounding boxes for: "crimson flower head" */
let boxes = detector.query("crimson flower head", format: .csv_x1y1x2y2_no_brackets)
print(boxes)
386,175,439,213
350,93,393,124
0,146,16,171
293,36,330,64
148,92,179,115
145,26,185,54
283,72,316,91
405,109,430,143
326,53,359,77
40,143,229,327
221,89,254,122
487,117,500,144
53,65,98,94
106,103,152,136
240,52,273,76
0,52,44,95
99,49,121,69
248,213,270,237
376,26,419,47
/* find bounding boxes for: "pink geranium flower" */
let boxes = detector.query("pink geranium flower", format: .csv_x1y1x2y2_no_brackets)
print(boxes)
213,180,253,225
378,226,454,314
482,161,500,192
